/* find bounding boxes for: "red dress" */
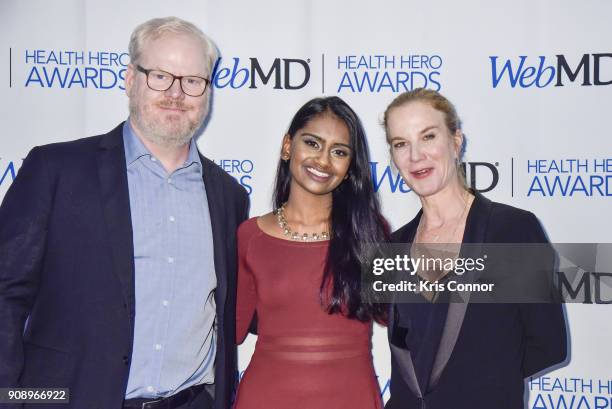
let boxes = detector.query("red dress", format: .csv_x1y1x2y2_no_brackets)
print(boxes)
234,217,382,409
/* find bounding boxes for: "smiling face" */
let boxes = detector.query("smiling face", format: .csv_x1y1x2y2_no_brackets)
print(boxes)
282,112,352,199
386,101,463,198
125,32,211,147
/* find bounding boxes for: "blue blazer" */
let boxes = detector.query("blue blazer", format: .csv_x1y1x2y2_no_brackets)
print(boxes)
385,192,567,409
0,123,249,409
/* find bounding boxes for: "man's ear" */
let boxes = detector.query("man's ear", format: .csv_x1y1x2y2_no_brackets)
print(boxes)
125,63,136,97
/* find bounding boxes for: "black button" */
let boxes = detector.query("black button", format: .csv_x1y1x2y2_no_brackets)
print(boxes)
122,356,129,365
123,303,128,309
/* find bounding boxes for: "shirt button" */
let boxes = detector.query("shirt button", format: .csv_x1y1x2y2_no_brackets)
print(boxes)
150,157,157,162
162,300,169,307
169,216,175,222
154,344,162,351
167,257,174,264
167,178,172,184
147,386,154,393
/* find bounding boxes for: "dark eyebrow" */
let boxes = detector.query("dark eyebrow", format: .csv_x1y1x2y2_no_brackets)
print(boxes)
333,143,352,150
301,133,352,151
300,132,323,141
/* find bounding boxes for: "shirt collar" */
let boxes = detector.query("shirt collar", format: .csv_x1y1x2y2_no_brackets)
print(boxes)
122,119,203,174
184,137,203,173
123,120,150,165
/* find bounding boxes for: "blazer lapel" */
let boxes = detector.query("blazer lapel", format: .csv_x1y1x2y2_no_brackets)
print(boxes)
96,123,135,317
200,156,228,316
429,191,493,388
428,299,468,388
389,216,423,397
461,191,492,245
388,303,423,398
391,343,423,398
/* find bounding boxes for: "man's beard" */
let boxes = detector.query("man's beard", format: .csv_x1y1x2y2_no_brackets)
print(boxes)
129,98,207,147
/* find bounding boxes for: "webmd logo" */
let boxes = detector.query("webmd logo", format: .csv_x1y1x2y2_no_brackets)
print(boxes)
490,53,612,88
211,57,311,90
370,161,500,193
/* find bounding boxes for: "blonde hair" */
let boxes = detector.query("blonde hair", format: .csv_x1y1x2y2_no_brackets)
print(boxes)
383,88,462,136
128,16,218,74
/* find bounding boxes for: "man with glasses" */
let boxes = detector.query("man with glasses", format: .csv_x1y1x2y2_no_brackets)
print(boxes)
0,17,248,409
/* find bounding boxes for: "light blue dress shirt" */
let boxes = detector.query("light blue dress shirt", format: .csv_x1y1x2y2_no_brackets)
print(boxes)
122,121,217,399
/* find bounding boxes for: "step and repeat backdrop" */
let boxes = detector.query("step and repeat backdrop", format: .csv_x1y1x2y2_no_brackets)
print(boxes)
2,1,611,407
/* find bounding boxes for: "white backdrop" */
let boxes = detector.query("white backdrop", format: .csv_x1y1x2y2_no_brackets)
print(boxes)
2,1,611,407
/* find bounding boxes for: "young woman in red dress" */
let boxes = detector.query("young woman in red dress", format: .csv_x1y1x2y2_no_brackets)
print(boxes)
234,96,388,409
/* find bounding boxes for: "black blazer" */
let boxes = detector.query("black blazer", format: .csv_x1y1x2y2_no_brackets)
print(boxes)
385,192,567,409
0,123,249,409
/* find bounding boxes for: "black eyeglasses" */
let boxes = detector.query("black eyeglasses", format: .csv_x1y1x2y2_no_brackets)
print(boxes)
136,65,210,97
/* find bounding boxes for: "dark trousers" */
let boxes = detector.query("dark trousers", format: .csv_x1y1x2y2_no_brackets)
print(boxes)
178,387,214,409
123,385,214,409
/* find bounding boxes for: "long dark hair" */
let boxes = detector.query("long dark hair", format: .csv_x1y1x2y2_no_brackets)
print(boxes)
273,96,389,322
